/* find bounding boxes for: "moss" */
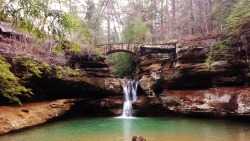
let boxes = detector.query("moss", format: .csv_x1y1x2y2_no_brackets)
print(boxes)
205,55,213,68
14,56,80,80
205,38,235,68
0,56,33,104
53,41,82,53
14,56,52,79
55,66,80,79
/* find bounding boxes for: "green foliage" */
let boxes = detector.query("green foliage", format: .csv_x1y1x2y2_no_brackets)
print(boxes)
69,42,82,52
0,56,33,104
60,13,85,39
106,53,135,77
122,15,149,43
123,17,135,43
108,15,143,76
205,55,213,68
53,41,82,53
227,0,250,35
212,0,237,31
83,0,104,45
14,57,52,79
0,0,8,21
0,0,77,39
55,66,80,79
205,39,234,67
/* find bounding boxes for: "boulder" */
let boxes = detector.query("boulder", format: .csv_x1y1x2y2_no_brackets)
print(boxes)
132,136,146,141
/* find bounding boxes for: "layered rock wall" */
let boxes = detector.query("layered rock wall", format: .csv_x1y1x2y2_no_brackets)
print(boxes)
136,41,250,118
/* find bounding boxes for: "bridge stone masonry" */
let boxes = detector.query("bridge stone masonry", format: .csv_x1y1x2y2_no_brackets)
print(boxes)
97,43,139,55
97,42,178,56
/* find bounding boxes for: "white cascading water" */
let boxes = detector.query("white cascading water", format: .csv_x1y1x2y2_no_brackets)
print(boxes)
120,79,139,117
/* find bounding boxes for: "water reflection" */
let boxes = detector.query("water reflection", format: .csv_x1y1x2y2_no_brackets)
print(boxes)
122,119,132,141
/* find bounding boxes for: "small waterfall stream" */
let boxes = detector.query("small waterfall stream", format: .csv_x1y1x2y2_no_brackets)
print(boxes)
120,79,139,117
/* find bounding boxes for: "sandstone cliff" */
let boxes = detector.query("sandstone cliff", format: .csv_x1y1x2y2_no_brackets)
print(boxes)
135,37,250,118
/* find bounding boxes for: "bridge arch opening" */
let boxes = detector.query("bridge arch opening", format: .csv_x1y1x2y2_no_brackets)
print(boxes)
105,52,136,77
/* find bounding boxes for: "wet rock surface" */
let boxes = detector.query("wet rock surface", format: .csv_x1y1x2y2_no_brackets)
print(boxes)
160,87,250,117
132,87,250,118
67,97,123,117
0,99,76,135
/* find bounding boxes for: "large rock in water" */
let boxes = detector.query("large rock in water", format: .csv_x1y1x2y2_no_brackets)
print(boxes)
0,99,76,135
132,136,146,141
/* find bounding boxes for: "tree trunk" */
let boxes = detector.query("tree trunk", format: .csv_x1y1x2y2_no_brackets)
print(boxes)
160,0,164,41
165,0,170,39
107,0,111,43
170,0,176,38
190,0,195,35
202,0,209,34
171,0,176,20
191,0,197,22
208,0,212,32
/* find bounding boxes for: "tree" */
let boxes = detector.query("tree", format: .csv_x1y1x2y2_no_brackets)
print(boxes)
171,0,176,20
212,0,237,32
208,0,212,31
0,0,77,39
122,15,149,43
227,0,250,36
107,52,135,77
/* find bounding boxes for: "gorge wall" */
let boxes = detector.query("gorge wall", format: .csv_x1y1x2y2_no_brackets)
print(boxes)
135,38,250,118
66,39,250,119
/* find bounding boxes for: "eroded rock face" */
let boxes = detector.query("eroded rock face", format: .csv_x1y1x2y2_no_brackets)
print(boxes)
133,96,164,116
137,43,249,91
160,87,250,118
137,44,175,95
68,97,123,116
68,77,122,95
0,99,76,135
132,87,250,118
136,42,250,118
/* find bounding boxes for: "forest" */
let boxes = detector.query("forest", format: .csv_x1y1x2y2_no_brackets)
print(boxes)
1,0,249,45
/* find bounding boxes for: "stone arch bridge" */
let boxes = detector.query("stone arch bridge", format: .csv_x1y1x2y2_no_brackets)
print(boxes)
97,43,139,55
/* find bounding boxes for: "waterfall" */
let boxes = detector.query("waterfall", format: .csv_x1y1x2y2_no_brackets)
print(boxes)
120,79,139,117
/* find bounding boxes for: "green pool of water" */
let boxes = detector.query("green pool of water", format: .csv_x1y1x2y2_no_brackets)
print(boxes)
1,117,250,141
